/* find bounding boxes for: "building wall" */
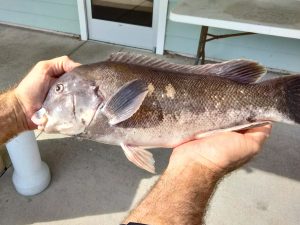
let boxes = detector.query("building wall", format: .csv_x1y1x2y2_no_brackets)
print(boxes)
0,0,80,34
165,0,300,73
1,0,299,72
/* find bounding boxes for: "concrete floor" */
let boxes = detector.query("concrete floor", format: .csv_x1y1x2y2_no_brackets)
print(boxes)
0,24,300,225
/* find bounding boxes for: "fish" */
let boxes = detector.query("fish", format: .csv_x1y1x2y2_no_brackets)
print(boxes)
31,52,300,173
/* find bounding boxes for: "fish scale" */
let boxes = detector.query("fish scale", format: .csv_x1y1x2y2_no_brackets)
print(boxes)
85,66,278,146
32,52,300,173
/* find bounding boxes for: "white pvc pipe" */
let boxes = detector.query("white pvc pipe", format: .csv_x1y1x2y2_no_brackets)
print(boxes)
6,131,51,196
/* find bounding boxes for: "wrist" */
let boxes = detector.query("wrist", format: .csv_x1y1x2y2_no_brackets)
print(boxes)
12,90,30,131
0,90,29,144
10,90,29,132
168,151,227,177
166,159,224,181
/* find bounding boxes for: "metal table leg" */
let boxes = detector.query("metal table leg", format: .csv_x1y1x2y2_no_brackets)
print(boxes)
194,26,254,65
195,26,208,65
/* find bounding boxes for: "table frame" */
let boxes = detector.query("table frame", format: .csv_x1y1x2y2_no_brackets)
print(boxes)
170,0,300,65
195,26,254,65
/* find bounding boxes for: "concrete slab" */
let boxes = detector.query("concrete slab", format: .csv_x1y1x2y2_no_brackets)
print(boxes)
0,24,83,90
0,24,299,225
0,136,170,225
69,41,123,64
206,123,300,225
121,45,197,65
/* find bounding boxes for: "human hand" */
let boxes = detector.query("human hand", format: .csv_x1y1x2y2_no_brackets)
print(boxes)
169,124,272,174
14,56,81,129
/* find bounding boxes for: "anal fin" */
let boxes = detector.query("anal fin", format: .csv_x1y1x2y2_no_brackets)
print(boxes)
195,121,271,139
121,143,155,173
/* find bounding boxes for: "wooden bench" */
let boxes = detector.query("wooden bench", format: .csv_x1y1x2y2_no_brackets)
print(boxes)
170,0,300,64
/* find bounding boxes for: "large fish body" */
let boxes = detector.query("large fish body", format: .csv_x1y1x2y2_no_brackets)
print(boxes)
32,52,300,172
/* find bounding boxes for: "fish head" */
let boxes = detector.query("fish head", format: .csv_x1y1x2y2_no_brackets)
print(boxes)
32,72,103,135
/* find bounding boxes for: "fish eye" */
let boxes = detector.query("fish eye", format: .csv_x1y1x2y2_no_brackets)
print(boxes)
55,83,64,93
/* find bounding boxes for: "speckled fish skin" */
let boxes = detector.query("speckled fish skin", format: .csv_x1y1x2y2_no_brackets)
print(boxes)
33,52,300,172
70,55,297,148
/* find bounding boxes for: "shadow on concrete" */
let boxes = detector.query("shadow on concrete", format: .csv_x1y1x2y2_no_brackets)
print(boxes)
0,137,171,225
243,123,300,180
2,122,299,224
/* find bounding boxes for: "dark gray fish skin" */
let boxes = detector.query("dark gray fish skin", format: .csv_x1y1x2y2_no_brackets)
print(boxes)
33,52,300,172
73,58,293,147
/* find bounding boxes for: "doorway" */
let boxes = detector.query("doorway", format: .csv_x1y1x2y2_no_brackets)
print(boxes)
86,0,161,51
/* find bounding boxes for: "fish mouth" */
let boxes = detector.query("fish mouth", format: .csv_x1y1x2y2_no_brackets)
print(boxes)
31,107,48,130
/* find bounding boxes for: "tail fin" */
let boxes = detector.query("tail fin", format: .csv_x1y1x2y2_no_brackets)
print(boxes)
284,76,300,124
259,75,300,124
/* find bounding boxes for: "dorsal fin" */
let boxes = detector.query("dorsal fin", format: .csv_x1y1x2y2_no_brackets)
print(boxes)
108,52,267,84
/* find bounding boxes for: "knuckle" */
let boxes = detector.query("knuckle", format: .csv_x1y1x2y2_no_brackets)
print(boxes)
35,60,50,73
251,143,261,154
38,59,50,66
60,55,70,61
36,60,46,67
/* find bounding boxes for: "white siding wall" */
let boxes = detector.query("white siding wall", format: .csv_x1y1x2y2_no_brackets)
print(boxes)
0,0,80,34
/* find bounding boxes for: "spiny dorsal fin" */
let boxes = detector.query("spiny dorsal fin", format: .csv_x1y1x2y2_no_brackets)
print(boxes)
108,52,267,84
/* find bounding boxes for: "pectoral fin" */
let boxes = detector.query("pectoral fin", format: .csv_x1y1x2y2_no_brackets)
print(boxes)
121,143,155,173
102,79,148,125
195,121,271,139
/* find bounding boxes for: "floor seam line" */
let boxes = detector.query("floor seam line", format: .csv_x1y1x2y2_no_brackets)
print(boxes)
68,41,87,56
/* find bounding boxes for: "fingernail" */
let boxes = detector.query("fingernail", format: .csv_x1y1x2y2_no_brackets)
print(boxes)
31,108,48,126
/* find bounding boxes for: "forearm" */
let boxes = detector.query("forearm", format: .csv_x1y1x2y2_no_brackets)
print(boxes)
123,163,223,225
0,90,28,144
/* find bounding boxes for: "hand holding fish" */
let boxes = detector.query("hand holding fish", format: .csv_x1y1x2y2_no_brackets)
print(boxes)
170,124,272,174
124,124,272,225
0,56,80,144
15,56,81,129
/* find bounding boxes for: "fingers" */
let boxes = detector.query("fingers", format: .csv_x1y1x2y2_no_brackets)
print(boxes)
62,56,81,72
51,55,81,76
244,124,272,144
172,125,273,170
41,56,81,78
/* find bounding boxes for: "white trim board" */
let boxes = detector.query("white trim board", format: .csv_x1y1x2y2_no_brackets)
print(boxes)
155,0,168,54
77,0,88,40
0,21,79,38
